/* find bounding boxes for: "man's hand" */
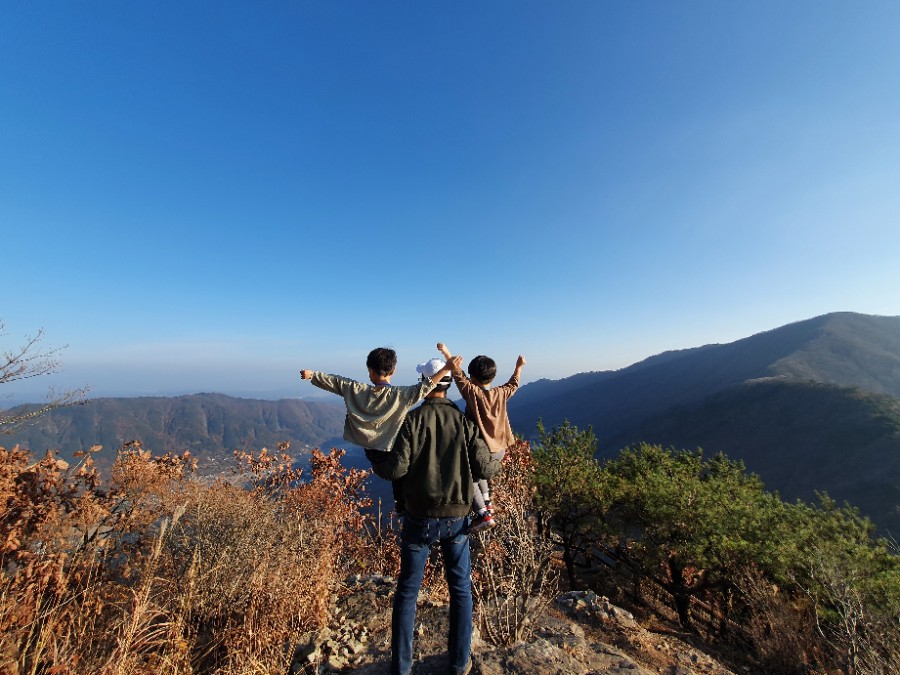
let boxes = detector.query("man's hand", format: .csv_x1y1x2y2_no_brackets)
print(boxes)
516,355,526,368
450,355,463,371
299,370,314,380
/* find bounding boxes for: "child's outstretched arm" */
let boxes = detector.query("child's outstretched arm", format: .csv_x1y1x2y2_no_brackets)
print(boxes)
299,369,351,396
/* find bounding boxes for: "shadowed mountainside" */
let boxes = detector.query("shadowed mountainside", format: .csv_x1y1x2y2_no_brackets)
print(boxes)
607,378,900,532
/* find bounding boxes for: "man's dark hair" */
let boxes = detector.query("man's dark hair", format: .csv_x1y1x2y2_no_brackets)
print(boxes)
367,347,397,377
433,380,452,393
468,355,496,384
420,372,452,393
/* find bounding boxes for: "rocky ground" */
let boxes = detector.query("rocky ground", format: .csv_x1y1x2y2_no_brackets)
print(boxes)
290,576,747,675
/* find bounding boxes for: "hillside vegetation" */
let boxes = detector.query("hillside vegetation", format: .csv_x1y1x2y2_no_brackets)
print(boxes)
3,434,899,675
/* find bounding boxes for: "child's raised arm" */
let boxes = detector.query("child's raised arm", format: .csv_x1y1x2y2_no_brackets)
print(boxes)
513,355,526,379
432,355,461,382
437,343,463,373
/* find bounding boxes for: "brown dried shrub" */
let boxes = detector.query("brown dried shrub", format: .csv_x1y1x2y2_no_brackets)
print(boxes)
471,440,559,646
0,442,377,675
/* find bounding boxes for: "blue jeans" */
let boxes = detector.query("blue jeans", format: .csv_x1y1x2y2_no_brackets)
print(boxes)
392,514,472,675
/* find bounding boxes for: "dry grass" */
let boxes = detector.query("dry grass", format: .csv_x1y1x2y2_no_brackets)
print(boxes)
0,441,379,675
1,437,561,673
734,568,821,674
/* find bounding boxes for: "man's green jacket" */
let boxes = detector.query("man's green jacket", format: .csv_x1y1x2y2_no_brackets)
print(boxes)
372,397,502,518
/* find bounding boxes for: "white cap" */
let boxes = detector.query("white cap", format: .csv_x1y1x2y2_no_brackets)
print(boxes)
416,358,447,379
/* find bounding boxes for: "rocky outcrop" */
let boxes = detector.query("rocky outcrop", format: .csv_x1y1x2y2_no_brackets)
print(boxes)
289,577,737,675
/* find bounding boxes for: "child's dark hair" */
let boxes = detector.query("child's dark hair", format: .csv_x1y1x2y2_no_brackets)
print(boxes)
468,355,496,384
367,348,397,377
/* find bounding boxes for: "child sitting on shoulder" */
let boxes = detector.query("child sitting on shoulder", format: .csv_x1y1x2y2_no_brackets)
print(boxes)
437,342,526,532
300,347,457,512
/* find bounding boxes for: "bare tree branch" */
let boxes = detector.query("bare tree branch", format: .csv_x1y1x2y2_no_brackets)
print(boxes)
1,320,89,433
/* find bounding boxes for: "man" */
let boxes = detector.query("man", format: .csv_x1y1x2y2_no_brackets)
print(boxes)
370,356,503,675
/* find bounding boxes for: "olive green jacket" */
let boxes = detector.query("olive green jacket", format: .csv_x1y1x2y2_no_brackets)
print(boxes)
310,372,435,451
372,397,502,517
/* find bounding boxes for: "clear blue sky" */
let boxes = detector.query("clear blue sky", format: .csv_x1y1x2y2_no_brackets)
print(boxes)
3,1,900,401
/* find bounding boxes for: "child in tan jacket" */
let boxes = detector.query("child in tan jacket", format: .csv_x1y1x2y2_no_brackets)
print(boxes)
437,343,525,531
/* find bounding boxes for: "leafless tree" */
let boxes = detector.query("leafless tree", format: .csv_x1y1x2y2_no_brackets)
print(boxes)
797,547,900,675
1,320,88,433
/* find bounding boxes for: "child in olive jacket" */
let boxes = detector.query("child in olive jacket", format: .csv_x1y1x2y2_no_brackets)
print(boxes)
299,346,454,453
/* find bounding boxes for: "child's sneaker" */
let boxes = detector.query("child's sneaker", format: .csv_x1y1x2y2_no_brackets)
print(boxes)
469,511,496,533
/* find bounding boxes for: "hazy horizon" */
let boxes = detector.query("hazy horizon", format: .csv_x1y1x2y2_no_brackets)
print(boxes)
6,309,900,406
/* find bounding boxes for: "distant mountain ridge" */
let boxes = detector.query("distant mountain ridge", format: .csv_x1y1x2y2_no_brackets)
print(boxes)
510,312,900,437
3,393,347,473
508,311,900,532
